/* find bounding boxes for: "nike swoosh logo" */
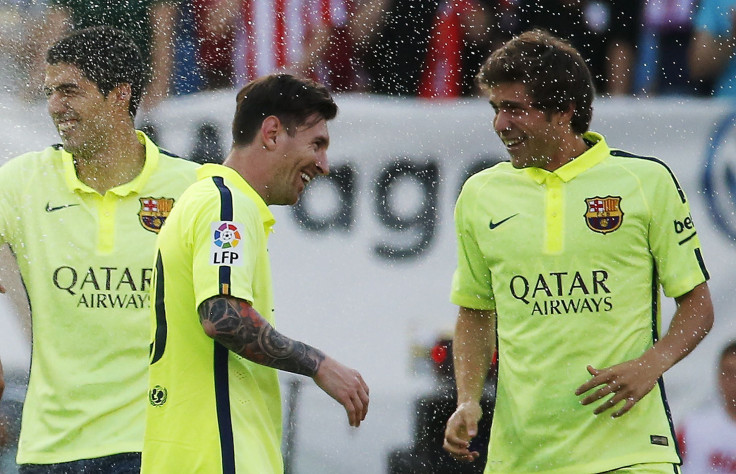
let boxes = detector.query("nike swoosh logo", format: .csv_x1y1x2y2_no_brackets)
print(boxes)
45,202,80,212
489,213,518,230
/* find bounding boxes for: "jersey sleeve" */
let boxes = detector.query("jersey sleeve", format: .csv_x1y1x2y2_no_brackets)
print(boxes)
0,156,23,246
190,185,262,309
450,183,496,310
648,163,709,298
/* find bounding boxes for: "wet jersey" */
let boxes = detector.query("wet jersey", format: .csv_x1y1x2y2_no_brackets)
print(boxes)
451,132,708,473
142,164,282,473
0,132,198,464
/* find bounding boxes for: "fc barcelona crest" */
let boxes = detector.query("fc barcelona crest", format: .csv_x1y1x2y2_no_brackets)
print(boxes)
584,196,623,234
139,197,175,233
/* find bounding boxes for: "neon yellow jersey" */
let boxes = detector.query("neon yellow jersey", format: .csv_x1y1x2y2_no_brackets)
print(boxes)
451,132,708,473
0,132,199,464
142,164,283,474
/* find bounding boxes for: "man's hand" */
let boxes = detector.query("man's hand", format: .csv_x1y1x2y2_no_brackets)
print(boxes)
443,401,482,462
575,359,662,418
313,356,369,427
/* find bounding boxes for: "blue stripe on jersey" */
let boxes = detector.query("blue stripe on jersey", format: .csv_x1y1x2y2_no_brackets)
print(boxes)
650,266,683,464
212,175,236,472
150,251,167,365
214,342,235,474
213,176,234,220
158,147,181,159
695,248,710,280
610,150,686,204
213,176,233,294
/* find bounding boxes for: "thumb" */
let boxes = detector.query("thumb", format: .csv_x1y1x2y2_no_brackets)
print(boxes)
587,365,599,376
464,413,478,438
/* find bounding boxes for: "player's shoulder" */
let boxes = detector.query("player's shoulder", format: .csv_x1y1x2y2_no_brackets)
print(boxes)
607,147,680,181
155,147,201,173
176,174,261,228
0,145,63,177
463,161,516,189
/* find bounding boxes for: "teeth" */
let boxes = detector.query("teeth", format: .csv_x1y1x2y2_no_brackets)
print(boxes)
301,172,311,184
58,121,75,132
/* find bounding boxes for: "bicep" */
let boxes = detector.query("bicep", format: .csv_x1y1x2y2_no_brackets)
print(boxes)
197,294,264,356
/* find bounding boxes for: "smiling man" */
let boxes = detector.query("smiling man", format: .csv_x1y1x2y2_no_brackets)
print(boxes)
141,74,369,473
443,30,714,473
0,27,198,473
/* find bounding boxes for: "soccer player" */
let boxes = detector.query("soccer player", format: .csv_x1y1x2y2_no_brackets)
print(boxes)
141,74,370,473
443,29,714,473
0,27,198,473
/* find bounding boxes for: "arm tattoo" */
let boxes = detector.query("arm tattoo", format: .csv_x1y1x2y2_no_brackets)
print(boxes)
198,296,325,377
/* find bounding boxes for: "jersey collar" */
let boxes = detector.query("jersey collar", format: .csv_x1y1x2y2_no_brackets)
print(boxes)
62,130,160,196
196,163,276,233
524,132,609,184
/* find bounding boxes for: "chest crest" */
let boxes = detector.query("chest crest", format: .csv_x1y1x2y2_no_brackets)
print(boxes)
584,196,623,234
139,197,175,234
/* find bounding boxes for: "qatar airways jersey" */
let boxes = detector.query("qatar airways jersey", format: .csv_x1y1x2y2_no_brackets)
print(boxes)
0,132,198,464
451,132,708,473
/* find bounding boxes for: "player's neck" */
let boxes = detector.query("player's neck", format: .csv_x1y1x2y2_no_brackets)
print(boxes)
222,145,273,205
73,126,146,194
543,133,590,172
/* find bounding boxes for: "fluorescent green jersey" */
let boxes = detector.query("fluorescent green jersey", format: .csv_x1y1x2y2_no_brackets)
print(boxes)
142,164,283,474
0,132,199,464
451,133,708,473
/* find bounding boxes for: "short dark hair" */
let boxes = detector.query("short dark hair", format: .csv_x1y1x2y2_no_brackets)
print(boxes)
46,26,143,118
476,29,594,134
232,74,338,146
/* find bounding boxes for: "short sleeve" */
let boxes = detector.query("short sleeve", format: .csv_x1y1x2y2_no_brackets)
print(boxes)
648,164,708,298
449,184,496,310
190,189,262,309
0,158,21,247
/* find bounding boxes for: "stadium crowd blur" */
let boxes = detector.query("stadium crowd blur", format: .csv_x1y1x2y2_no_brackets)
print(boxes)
0,0,735,101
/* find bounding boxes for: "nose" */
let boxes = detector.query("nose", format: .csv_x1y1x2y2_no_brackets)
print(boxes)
46,91,67,116
316,150,329,176
493,111,511,135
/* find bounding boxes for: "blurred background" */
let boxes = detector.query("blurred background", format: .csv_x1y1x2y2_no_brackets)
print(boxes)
1,1,736,473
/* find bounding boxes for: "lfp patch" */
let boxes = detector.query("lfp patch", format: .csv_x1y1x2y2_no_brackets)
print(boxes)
139,197,175,233
210,221,244,266
584,196,623,234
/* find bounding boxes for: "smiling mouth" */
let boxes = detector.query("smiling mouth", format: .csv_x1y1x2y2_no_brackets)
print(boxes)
503,137,524,148
57,119,78,134
300,172,312,184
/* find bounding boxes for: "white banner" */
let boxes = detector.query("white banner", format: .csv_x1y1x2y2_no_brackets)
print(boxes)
2,92,736,473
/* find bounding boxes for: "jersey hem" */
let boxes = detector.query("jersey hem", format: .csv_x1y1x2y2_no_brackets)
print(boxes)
486,452,681,474
17,442,142,465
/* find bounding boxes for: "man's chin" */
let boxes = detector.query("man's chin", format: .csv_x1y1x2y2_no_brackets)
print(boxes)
60,141,79,155
509,157,530,169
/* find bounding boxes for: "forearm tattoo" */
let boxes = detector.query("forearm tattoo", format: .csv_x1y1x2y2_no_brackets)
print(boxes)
198,296,325,377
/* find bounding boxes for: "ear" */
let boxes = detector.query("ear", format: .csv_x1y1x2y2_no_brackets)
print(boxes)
260,116,281,151
111,83,132,107
557,103,576,127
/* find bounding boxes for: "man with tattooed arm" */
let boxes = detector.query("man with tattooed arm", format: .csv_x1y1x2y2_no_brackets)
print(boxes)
141,74,369,473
